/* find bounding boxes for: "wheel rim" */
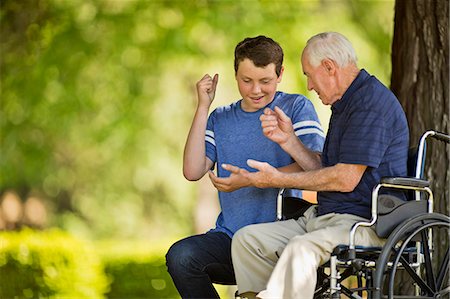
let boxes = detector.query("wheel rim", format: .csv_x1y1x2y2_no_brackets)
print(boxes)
388,221,449,298
373,213,450,299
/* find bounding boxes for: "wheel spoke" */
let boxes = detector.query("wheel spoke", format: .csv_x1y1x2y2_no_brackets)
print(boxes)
388,222,445,297
421,230,436,292
371,214,449,299
437,286,450,297
436,248,449,291
398,255,433,295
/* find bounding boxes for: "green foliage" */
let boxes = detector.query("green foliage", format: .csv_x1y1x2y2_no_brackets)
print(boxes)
97,240,236,299
103,255,178,299
96,240,179,299
0,0,395,239
0,231,237,299
0,229,108,298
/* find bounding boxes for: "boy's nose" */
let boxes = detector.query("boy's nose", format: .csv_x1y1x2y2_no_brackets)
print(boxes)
252,83,261,93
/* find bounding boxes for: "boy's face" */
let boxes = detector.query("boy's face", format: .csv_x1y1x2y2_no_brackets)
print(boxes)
235,58,282,112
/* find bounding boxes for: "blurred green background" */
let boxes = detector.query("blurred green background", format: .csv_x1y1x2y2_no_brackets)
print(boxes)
1,0,395,297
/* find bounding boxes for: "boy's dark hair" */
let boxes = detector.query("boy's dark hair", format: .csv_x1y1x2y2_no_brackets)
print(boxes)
234,35,284,77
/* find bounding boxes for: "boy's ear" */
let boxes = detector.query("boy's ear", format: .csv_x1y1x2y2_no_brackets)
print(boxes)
277,66,285,82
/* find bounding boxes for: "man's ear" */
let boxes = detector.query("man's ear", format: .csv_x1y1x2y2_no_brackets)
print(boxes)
321,59,336,75
277,66,285,83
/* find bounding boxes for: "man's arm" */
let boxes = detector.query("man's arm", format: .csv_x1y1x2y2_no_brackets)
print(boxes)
261,106,322,171
205,161,303,193
183,74,218,181
210,160,366,193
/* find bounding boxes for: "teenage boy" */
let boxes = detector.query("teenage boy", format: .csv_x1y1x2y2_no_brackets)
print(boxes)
166,35,325,298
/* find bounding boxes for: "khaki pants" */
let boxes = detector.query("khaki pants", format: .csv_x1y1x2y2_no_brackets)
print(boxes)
232,206,385,299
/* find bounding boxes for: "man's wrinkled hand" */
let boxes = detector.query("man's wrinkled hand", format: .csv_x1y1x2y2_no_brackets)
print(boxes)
208,163,250,192
260,106,295,146
208,160,281,192
246,159,280,188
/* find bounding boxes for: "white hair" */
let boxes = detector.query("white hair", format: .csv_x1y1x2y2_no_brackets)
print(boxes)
304,32,358,67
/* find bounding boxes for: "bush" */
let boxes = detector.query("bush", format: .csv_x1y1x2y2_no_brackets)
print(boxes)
0,229,108,298
98,240,237,299
97,241,179,299
0,233,232,299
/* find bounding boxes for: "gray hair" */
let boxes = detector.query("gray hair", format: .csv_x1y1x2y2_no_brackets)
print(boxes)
304,32,357,67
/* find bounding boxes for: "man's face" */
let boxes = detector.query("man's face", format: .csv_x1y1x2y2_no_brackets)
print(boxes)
301,53,337,106
236,58,282,112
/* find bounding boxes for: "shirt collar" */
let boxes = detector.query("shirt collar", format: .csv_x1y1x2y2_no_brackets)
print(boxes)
332,69,369,113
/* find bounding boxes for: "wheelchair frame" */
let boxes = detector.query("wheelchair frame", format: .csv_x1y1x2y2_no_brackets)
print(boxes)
277,130,450,299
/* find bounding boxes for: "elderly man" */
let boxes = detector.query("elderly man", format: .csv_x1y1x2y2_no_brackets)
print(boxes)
209,32,409,298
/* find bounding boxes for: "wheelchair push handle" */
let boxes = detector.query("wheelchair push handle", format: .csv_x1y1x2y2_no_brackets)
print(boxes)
431,131,450,143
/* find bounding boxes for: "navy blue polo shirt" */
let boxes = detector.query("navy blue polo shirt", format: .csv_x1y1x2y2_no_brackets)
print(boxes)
317,69,409,219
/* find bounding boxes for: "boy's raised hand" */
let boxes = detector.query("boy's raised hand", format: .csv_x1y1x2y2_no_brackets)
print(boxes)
196,74,219,107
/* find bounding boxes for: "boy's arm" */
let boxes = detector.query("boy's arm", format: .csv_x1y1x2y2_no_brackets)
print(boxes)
183,74,218,181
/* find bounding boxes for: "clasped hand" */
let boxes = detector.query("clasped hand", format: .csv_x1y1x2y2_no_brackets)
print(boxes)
197,74,219,107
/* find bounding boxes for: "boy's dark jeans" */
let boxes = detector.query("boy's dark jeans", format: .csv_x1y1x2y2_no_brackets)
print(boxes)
166,232,236,298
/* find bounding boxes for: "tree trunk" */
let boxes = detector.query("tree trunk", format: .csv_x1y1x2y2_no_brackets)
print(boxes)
391,0,449,215
390,0,449,295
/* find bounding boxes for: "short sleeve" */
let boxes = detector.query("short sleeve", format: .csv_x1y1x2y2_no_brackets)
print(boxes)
205,111,217,164
291,97,325,153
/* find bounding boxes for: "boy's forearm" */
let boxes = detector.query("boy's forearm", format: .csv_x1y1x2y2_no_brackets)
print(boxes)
183,106,211,180
281,137,322,171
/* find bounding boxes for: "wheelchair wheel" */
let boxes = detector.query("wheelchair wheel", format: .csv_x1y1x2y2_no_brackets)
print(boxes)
373,213,449,299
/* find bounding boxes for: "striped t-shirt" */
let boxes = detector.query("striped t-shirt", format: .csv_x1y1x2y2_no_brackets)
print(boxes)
205,91,325,237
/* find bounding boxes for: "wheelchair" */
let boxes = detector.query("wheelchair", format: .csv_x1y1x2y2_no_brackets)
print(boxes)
277,130,450,299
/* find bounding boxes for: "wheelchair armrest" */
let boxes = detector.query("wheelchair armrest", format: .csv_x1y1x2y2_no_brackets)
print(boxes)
276,188,313,221
348,177,432,254
380,176,430,188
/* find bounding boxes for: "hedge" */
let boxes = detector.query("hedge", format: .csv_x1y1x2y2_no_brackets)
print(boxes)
103,255,178,298
0,229,108,299
0,231,232,299
97,240,179,298
98,241,235,299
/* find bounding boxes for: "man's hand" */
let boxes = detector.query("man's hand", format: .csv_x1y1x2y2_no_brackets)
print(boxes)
208,160,281,192
208,164,250,192
260,106,296,146
196,74,219,108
